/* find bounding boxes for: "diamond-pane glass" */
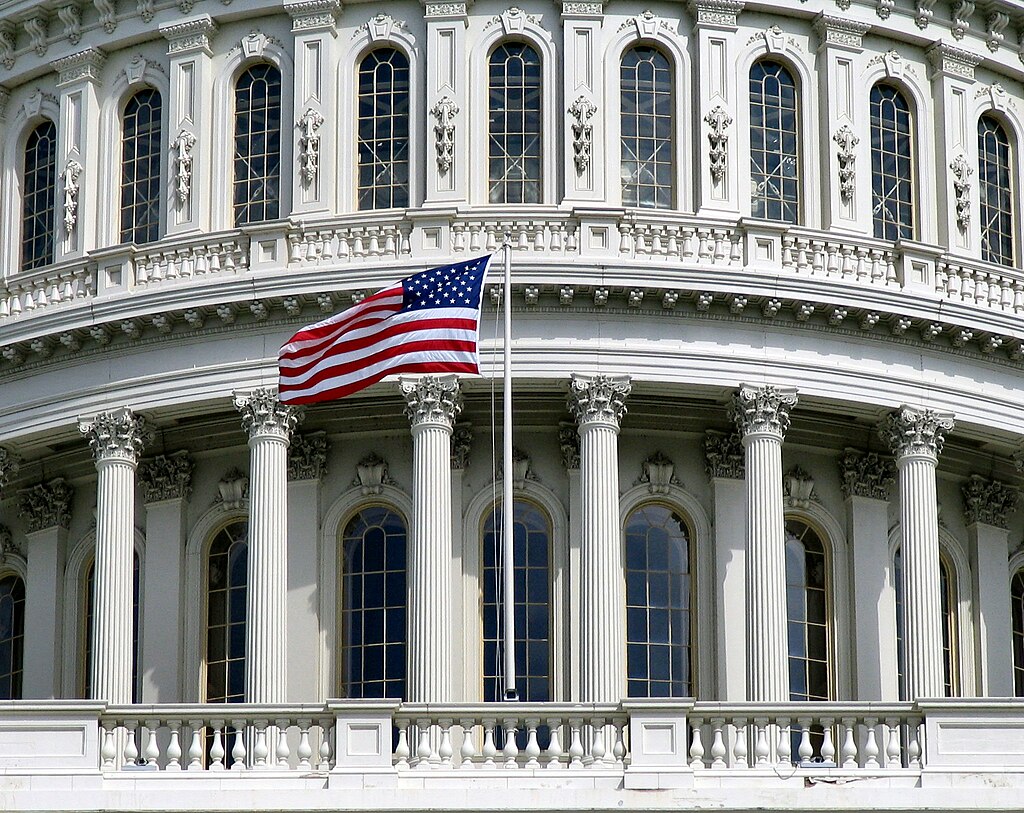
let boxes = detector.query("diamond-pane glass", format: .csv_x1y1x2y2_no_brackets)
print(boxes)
488,43,542,204
0,576,25,700
233,64,281,225
978,114,1014,266
21,120,57,271
785,520,831,702
206,522,248,704
620,46,673,209
357,49,410,210
870,84,915,240
120,88,162,244
749,60,799,223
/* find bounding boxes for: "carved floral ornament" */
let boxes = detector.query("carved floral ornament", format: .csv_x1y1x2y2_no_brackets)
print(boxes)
703,431,744,480
450,422,473,469
400,375,463,427
730,384,798,439
568,96,597,174
216,468,248,510
172,130,197,205
431,96,459,175
354,452,395,495
839,449,895,500
0,525,23,564
783,465,815,509
879,405,955,461
79,408,148,464
949,153,972,230
962,474,1019,529
558,422,580,470
138,451,194,503
297,108,325,186
62,160,83,235
704,106,732,184
234,388,304,440
19,478,74,533
637,451,681,495
0,446,20,493
289,431,329,481
833,125,859,202
567,374,631,428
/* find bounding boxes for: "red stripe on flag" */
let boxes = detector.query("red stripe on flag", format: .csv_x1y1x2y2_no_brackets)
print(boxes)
280,361,480,405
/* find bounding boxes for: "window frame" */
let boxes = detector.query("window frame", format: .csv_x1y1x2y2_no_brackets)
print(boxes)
0,571,26,701
354,47,412,212
869,81,917,242
119,86,165,246
20,119,58,272
747,57,803,225
619,44,676,210
231,61,284,227
202,518,250,705
977,112,1016,267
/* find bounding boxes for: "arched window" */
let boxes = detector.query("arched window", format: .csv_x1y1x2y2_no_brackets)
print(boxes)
785,520,831,701
978,114,1014,266
749,60,799,223
870,84,914,241
620,46,673,209
82,552,140,701
21,120,57,271
205,521,248,703
894,547,959,698
357,49,410,210
625,503,692,697
0,575,25,700
1013,569,1024,696
482,500,551,702
340,506,407,699
488,42,542,204
120,88,162,245
233,64,282,225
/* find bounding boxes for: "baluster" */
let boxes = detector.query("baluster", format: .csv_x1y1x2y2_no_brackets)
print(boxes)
167,720,183,770
502,717,519,769
810,243,824,275
101,722,117,770
458,718,477,769
439,719,454,768
209,250,222,274
614,223,630,253
870,250,883,282
634,229,645,255
231,721,247,770
666,228,678,256
688,718,705,769
416,718,433,769
885,253,898,283
296,720,312,770
124,720,140,767
884,718,901,768
568,718,584,768
863,717,880,769
841,246,855,277
253,723,269,768
999,278,1012,310
276,719,291,768
777,718,791,765
612,720,625,764
959,267,974,300
855,247,868,279
186,721,202,771
336,231,352,259
753,718,769,766
551,225,563,251
651,227,663,255
485,227,498,252
516,226,529,251
209,721,226,770
975,271,989,304
533,224,544,251
318,722,332,771
732,718,748,768
713,232,726,262
481,718,497,768
840,717,858,768
452,224,466,252
469,224,483,252
795,240,808,270
781,236,794,267
729,233,743,264
697,231,711,260
907,720,922,768
820,718,836,765
796,717,813,764
710,718,727,769
566,225,579,253
681,229,696,260
142,721,159,767
1013,281,1024,312
524,718,541,768
590,718,606,766
353,231,366,256
545,718,563,769
368,231,381,256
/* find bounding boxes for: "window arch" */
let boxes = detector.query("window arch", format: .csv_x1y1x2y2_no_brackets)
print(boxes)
978,114,1014,266
482,499,551,702
870,83,914,240
620,45,673,209
357,48,410,211
785,519,832,701
120,88,162,245
205,521,248,703
21,120,57,271
82,552,140,701
487,42,542,204
749,59,799,223
625,502,693,697
340,505,407,699
233,63,282,225
1013,569,1024,696
894,547,959,698
0,575,25,700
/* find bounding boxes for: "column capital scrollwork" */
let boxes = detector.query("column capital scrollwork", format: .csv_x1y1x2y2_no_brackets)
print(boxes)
400,375,463,429
19,478,74,533
450,422,473,470
839,448,896,500
79,408,148,465
0,446,20,494
730,384,798,440
704,430,745,479
567,374,631,429
234,389,304,441
879,405,955,461
138,451,194,503
288,431,329,481
962,474,1020,529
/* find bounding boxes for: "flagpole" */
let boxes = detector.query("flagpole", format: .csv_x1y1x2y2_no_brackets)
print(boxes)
501,238,517,701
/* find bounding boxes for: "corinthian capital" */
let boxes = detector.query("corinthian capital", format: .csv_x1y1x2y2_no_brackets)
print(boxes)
138,451,194,503
288,431,329,480
0,446,20,493
79,407,148,464
879,405,955,461
839,449,896,500
234,388,304,441
730,384,798,439
704,431,744,479
962,474,1019,529
19,478,74,533
567,374,631,428
400,375,463,428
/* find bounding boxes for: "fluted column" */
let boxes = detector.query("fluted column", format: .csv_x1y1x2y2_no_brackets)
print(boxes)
881,406,955,699
731,384,798,702
79,409,147,703
568,374,631,703
401,375,462,702
234,389,303,704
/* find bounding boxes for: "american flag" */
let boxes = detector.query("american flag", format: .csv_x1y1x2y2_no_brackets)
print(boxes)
278,256,490,404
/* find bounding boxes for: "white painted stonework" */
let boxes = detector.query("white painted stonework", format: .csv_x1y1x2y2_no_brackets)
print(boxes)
1,0,1024,810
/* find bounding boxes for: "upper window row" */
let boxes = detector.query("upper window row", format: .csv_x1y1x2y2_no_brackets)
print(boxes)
17,48,1019,270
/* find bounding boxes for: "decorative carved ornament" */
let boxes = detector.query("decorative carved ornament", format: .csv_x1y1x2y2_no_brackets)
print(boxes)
288,431,328,480
139,451,194,502
358,13,408,40
951,0,975,40
839,449,895,500
0,446,20,494
567,374,631,428
949,153,972,230
783,465,815,508
19,478,74,533
234,388,304,440
216,468,248,510
160,16,218,54
79,408,147,464
62,161,83,234
0,526,23,564
704,106,732,184
172,130,196,205
94,0,117,33
354,453,395,495
879,405,955,460
833,125,859,202
558,422,580,470
875,0,895,20
568,96,596,175
914,0,936,28
687,0,743,28
400,375,463,428
637,451,681,495
58,4,82,45
450,422,473,469
987,12,1009,52
297,108,324,186
0,23,15,69
431,96,459,175
730,384,798,439
704,431,744,479
962,474,1019,529
24,14,48,56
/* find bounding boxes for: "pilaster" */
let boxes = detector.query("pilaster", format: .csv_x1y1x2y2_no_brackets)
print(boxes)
401,375,462,702
731,384,797,702
568,373,630,702
422,1,468,205
450,422,471,701
561,1,606,203
559,421,582,701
